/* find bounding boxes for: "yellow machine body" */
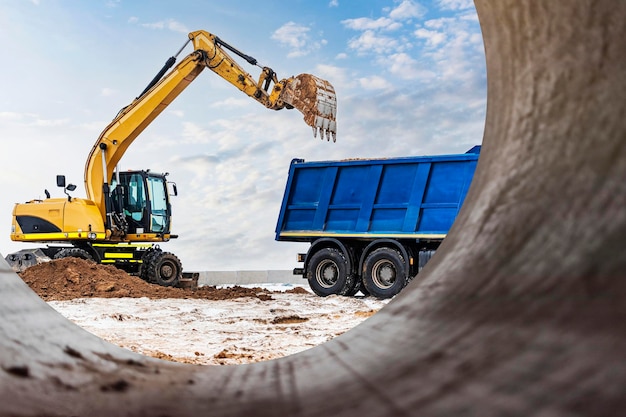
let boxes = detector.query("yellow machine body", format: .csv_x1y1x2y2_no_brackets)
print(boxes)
11,198,171,244
11,198,106,243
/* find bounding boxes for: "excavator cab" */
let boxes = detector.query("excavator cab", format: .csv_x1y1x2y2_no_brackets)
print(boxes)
110,171,175,236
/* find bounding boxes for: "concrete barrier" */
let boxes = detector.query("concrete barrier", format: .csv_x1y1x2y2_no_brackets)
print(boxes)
197,270,301,286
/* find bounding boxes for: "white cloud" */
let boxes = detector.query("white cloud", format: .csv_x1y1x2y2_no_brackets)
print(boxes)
272,22,310,49
314,64,348,83
387,52,422,80
0,112,26,121
437,0,475,11
461,12,480,22
414,28,447,47
140,19,189,34
271,22,326,58
341,1,425,57
79,121,109,132
101,87,117,97
358,75,392,90
168,109,185,118
0,112,70,127
34,118,70,127
329,0,339,7
208,97,253,109
347,30,399,55
168,20,190,33
424,17,455,29
389,0,426,20
180,121,211,145
412,15,485,84
341,17,401,31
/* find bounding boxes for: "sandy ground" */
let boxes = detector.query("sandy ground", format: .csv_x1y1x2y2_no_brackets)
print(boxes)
18,258,388,366
48,287,387,365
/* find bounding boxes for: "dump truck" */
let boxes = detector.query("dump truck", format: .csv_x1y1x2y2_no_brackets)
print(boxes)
275,146,480,298
7,30,337,285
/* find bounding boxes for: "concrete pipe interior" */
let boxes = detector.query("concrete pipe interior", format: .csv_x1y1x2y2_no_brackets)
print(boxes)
1,1,625,416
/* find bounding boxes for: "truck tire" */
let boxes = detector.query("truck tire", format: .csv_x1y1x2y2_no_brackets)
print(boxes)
307,248,354,297
144,251,182,287
362,247,408,299
53,248,95,262
345,277,363,296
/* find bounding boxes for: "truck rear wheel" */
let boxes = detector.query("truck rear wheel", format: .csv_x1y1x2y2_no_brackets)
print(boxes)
307,248,354,297
362,247,408,299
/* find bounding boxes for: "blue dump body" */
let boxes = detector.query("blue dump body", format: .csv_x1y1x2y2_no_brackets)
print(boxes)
276,146,480,242
275,146,481,299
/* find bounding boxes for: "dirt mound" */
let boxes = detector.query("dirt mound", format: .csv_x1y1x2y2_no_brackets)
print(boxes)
18,258,274,301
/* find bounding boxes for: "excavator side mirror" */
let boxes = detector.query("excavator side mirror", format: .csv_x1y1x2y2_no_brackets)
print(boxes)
168,182,178,197
57,175,77,201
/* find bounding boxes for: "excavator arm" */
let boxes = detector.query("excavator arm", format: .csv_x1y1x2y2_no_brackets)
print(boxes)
84,30,337,232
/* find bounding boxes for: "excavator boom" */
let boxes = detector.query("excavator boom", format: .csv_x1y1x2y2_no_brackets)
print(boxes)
85,30,337,225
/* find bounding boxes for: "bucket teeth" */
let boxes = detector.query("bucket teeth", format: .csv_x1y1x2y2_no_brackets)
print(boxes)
281,74,337,141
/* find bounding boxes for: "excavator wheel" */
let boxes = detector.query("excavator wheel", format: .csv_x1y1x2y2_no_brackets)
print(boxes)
53,247,95,262
139,249,157,282
143,250,182,287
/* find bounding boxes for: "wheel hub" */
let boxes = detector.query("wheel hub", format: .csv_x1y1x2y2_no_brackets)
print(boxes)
372,260,396,289
160,263,174,278
316,260,338,288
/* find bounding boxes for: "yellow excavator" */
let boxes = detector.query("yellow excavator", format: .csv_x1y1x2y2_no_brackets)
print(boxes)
7,30,337,286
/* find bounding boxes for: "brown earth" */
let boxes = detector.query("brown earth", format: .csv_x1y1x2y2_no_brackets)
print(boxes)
18,257,280,301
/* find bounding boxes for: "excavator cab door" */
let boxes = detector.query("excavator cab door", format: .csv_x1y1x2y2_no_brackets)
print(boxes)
111,171,172,235
145,174,170,233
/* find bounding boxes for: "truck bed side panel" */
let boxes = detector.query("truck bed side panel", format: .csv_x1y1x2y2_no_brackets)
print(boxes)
275,152,478,241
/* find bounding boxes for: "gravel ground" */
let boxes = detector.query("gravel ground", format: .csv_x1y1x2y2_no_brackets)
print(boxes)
19,258,388,365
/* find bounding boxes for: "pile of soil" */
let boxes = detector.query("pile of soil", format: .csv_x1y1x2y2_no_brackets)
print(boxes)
18,258,278,302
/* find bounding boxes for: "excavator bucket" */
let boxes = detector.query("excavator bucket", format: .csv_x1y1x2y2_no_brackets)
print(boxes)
281,74,337,142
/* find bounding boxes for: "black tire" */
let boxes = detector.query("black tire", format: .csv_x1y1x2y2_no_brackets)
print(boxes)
345,277,363,296
53,247,95,262
358,282,370,297
139,249,158,282
145,251,182,287
307,248,354,297
362,247,408,299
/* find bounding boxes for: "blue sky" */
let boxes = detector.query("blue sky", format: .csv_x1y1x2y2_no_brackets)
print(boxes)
0,0,485,271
